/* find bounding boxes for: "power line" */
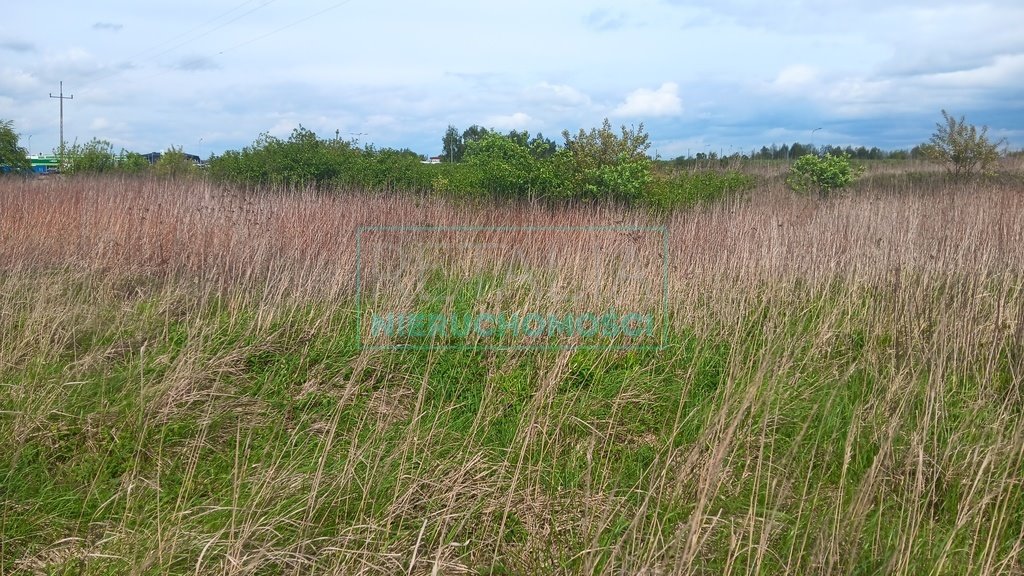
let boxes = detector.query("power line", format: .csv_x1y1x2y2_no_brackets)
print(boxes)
216,0,357,56
127,0,261,59
98,0,360,90
81,0,357,92
80,0,278,88
136,0,279,68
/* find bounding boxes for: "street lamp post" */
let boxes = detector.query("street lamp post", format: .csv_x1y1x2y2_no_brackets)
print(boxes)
811,127,822,155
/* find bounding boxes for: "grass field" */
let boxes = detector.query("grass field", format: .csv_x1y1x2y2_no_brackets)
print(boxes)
1,170,1022,575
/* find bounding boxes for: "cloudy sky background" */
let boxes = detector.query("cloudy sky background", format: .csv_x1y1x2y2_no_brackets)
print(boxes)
2,0,1022,158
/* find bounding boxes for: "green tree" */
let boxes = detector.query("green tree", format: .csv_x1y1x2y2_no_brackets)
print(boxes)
560,118,652,200
65,138,118,174
118,151,150,174
154,146,198,179
461,125,490,148
0,119,30,173
921,110,1006,180
787,152,862,197
789,142,809,158
506,129,530,148
527,132,557,160
463,132,545,198
442,125,464,163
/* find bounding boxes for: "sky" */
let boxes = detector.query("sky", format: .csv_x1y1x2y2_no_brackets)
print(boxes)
2,0,1022,159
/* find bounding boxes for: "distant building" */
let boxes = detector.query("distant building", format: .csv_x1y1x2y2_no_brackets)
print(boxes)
144,151,203,165
421,156,443,164
30,155,60,174
0,155,60,174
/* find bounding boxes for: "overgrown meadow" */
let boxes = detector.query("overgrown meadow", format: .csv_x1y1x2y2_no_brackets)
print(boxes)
1,166,1022,574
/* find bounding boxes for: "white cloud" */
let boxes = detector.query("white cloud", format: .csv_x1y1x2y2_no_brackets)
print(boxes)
527,82,592,108
917,53,1024,89
268,119,299,138
0,68,39,96
485,112,533,130
769,65,818,93
612,82,683,117
2,1,1021,154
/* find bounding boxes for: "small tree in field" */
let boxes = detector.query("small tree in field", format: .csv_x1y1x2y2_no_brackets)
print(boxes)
560,118,652,201
65,138,118,174
787,152,862,197
922,110,1005,180
155,146,198,179
118,151,150,174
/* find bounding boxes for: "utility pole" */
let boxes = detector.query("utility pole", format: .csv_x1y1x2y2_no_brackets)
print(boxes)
49,81,73,168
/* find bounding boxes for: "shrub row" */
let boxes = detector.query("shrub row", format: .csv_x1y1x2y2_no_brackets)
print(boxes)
206,122,752,211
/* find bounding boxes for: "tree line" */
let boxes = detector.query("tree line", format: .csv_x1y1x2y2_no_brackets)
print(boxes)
1,111,1009,205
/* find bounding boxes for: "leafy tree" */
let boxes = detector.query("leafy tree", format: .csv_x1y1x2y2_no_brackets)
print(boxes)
118,151,150,174
463,132,548,198
65,138,118,174
0,119,30,173
921,110,1006,180
392,148,422,161
527,132,557,160
506,129,530,148
442,125,463,163
461,125,490,148
503,130,558,160
361,147,433,191
279,126,341,184
154,146,198,179
591,153,653,202
560,118,651,200
787,152,862,197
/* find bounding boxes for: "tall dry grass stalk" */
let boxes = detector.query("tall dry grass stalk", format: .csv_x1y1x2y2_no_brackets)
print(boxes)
1,174,1022,575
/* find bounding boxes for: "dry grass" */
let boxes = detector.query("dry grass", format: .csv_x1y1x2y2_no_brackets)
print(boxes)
1,173,1022,575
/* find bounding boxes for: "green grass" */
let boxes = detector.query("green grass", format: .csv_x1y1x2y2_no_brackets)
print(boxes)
2,266,1021,575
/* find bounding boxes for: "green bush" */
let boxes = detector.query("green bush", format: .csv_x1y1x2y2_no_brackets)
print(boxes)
205,120,669,206
206,128,343,187
363,147,435,191
560,118,652,201
117,151,151,175
644,171,754,213
154,146,198,179
462,133,548,198
207,127,433,190
787,153,862,197
65,138,118,174
61,140,153,175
